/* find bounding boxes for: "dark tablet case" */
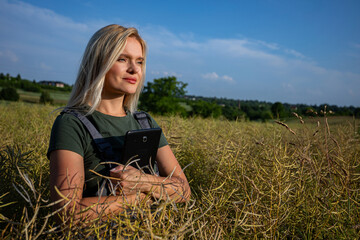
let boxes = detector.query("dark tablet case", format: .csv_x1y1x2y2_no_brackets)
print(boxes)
122,128,162,173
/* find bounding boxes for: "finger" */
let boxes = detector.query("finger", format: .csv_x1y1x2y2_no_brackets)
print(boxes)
110,167,126,179
123,164,137,171
110,164,125,173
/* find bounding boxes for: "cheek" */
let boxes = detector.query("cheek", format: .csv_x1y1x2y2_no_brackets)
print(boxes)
107,64,125,77
109,68,120,77
104,68,114,82
104,71,115,86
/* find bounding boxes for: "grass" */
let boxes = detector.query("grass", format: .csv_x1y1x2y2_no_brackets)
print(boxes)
15,88,70,105
0,101,359,239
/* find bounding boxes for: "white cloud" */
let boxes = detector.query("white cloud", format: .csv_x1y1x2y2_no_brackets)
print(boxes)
0,0,89,34
222,75,234,83
143,25,201,52
150,70,182,78
284,49,305,59
143,29,288,67
204,39,285,65
201,72,219,80
0,50,18,62
0,0,97,83
255,40,279,50
201,72,234,83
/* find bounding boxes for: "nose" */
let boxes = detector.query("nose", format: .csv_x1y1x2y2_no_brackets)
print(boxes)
127,60,141,74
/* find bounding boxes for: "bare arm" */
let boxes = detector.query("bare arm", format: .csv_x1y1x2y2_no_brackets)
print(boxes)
49,150,147,222
110,145,191,203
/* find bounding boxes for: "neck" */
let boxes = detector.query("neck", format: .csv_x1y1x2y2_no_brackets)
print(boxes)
97,94,127,117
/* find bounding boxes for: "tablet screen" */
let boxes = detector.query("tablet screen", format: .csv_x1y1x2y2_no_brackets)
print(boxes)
121,128,162,174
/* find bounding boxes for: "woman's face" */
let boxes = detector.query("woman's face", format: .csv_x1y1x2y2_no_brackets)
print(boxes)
103,37,144,98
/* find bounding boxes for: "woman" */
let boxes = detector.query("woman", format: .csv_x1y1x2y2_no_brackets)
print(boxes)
48,24,191,222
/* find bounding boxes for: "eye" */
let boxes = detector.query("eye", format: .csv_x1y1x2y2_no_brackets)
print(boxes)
117,58,126,62
137,60,144,65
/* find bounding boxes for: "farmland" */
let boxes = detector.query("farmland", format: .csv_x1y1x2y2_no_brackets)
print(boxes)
0,101,359,239
17,89,70,105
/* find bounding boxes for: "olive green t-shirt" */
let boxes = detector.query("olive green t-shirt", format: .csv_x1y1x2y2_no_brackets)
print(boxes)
47,110,168,197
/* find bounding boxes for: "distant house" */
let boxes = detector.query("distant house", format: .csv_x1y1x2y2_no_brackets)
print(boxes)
183,96,197,101
290,105,298,111
39,81,65,88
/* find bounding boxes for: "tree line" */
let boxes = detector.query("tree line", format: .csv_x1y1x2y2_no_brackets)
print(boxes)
0,73,72,92
0,73,66,104
139,76,360,121
1,72,359,120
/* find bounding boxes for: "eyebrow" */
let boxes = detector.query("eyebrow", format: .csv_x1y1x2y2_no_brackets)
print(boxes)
119,54,144,61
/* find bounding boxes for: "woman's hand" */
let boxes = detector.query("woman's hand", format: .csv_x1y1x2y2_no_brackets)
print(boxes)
109,145,191,203
110,164,150,194
50,150,148,222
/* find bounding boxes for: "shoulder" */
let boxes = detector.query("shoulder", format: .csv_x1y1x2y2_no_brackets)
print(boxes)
48,111,90,159
52,111,85,131
50,110,94,144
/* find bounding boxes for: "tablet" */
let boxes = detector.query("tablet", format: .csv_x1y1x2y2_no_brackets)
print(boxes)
121,128,162,174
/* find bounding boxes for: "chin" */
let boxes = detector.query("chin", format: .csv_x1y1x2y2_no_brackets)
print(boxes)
125,88,138,94
120,89,137,96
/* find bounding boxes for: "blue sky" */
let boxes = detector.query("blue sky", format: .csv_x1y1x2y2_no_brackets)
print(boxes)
0,0,359,107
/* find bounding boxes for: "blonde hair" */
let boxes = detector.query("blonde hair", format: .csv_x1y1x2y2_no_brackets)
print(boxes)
66,24,147,114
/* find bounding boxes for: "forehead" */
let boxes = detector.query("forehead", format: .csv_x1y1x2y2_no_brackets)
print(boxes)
121,37,143,57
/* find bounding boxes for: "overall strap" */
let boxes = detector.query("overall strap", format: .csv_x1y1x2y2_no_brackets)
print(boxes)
64,109,102,139
133,111,151,129
62,109,118,167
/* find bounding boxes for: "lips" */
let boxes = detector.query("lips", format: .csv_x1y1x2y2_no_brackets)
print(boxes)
123,78,137,84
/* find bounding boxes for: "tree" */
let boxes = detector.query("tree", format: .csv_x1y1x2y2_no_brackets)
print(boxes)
222,105,246,121
0,87,20,101
271,102,285,119
189,100,222,118
261,110,273,122
39,91,54,104
140,76,188,115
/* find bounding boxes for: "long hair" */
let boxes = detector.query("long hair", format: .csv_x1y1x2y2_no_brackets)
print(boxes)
66,24,147,114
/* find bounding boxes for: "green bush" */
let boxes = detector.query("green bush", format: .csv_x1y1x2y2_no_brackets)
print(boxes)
39,91,53,104
0,87,20,101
